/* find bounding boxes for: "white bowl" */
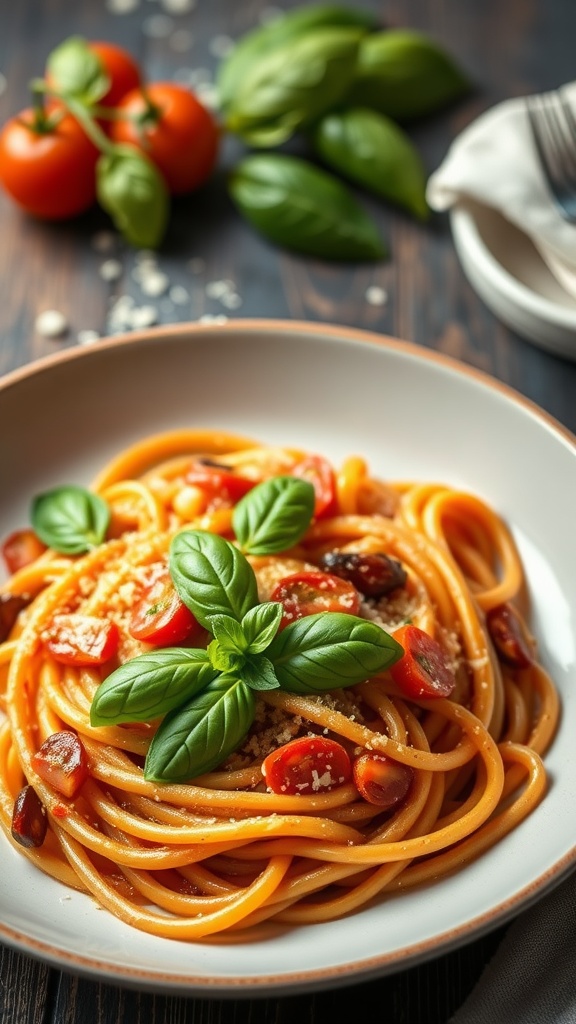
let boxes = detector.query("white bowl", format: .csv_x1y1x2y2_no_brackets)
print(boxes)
450,201,576,360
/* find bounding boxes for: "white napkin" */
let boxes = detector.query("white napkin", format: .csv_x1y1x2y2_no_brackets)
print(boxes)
426,83,576,298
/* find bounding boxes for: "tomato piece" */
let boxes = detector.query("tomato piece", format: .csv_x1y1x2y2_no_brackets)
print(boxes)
291,455,337,518
270,570,361,628
45,613,119,666
11,785,47,849
110,83,219,195
129,565,199,646
353,753,413,808
1,528,47,574
486,603,533,668
262,736,352,795
318,550,407,597
390,624,456,699
32,731,89,798
185,462,255,508
88,41,141,106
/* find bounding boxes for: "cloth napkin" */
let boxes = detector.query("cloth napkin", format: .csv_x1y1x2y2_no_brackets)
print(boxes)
426,82,576,298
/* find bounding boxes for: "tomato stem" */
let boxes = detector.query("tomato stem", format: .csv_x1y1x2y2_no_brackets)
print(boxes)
29,78,115,155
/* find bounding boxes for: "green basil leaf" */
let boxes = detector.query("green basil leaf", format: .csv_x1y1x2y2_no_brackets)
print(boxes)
241,654,280,692
96,147,169,249
217,5,378,114
230,152,385,262
210,614,248,654
144,675,255,782
47,36,110,105
267,612,403,693
90,649,216,726
349,29,471,121
31,485,110,555
233,476,315,555
225,27,363,146
169,530,258,630
207,638,244,674
312,107,428,220
241,602,283,653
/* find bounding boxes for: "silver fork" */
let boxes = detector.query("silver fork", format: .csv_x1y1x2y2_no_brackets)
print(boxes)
525,89,576,223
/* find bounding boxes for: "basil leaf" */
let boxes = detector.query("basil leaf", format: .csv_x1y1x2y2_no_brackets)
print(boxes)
312,107,428,220
230,152,385,262
225,27,363,146
169,530,258,630
31,485,110,555
96,147,169,249
144,675,255,782
207,638,243,674
241,603,283,653
267,612,403,693
47,36,110,105
349,30,470,121
233,476,315,555
217,5,378,114
242,654,280,692
90,649,216,726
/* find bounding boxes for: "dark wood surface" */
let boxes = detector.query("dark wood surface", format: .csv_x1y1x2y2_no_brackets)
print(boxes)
1,1,575,1021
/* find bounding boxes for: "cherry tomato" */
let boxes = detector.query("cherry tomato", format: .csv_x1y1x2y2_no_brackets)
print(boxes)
353,753,413,808
291,455,337,518
389,624,456,699
110,83,219,195
32,731,89,798
129,565,199,646
0,110,99,219
88,41,141,107
486,603,533,669
270,570,361,628
2,528,47,574
262,736,352,795
185,461,255,508
11,785,47,849
44,613,119,666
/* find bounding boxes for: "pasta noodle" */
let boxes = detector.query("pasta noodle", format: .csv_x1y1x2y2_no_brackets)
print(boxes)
0,429,559,939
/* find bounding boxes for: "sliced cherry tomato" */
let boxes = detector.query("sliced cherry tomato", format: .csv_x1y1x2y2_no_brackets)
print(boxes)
32,731,89,798
291,455,337,518
185,462,255,509
44,613,119,666
262,736,352,795
129,565,199,646
11,785,47,849
110,82,219,195
88,41,142,106
270,570,361,628
353,753,413,808
2,528,47,574
389,624,456,699
486,603,533,669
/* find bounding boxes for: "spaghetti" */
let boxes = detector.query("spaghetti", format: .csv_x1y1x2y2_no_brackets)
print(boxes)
0,429,559,939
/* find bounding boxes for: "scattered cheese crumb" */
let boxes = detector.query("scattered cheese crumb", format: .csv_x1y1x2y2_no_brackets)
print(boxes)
99,258,123,283
366,285,388,306
35,309,69,338
77,329,100,345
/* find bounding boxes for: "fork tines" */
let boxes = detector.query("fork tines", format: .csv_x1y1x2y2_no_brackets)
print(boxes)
526,90,576,223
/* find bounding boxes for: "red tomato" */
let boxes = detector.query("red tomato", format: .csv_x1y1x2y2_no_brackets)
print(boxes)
32,731,89,798
291,455,337,518
270,570,361,628
129,565,199,646
0,110,99,219
2,528,47,574
45,613,119,666
110,83,219,195
262,736,352,795
11,785,47,849
88,41,141,107
389,624,456,699
185,462,255,508
353,753,413,808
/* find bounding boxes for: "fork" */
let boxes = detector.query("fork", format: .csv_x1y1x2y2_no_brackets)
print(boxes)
525,89,576,223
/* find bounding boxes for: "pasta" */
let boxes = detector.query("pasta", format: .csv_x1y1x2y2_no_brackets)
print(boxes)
0,429,559,940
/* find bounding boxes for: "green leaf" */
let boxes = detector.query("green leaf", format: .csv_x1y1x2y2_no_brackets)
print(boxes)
233,476,315,555
207,638,243,674
267,612,403,694
169,530,258,630
47,36,110,105
210,614,249,654
90,649,216,726
241,603,283,653
241,654,281,692
229,153,385,262
144,675,256,782
96,148,169,249
225,27,363,146
348,29,471,121
312,107,429,220
31,485,110,555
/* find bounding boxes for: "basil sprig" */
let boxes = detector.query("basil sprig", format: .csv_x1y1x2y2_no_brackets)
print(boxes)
32,485,110,555
46,36,110,106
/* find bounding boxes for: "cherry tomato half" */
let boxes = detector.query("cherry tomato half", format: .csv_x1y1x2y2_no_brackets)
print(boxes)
88,41,142,107
353,753,413,809
110,83,219,195
291,455,337,518
129,565,199,646
32,731,89,798
262,736,352,795
1,528,47,574
44,613,119,666
185,462,255,508
389,624,456,699
270,570,361,629
0,111,99,219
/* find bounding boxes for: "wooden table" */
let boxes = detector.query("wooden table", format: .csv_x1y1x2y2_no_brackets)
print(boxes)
1,1,575,1020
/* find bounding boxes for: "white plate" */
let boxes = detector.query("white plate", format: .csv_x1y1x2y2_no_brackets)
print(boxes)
1,320,575,996
450,201,576,360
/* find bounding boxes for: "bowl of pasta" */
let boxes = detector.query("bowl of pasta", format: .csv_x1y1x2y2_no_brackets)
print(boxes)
0,319,575,996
